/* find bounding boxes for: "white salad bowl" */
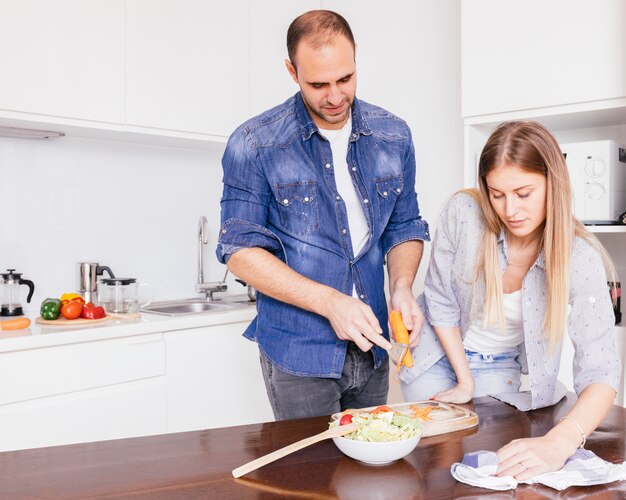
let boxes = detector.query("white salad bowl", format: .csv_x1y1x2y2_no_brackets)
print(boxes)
332,432,421,465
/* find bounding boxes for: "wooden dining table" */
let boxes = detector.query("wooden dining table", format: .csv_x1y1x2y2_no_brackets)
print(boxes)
1,394,624,499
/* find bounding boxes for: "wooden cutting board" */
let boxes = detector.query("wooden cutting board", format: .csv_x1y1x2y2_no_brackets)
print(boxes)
331,400,478,437
35,316,110,326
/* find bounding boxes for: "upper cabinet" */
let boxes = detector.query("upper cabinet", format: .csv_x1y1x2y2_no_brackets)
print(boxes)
249,1,319,116
126,0,250,137
462,0,626,117
0,0,125,124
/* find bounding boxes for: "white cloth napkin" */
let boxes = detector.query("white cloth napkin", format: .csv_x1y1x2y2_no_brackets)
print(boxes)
451,449,626,491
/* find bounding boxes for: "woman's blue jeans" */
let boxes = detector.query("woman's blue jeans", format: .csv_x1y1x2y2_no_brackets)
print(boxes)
401,349,521,402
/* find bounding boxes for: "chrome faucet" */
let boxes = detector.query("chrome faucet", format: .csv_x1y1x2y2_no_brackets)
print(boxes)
196,215,228,300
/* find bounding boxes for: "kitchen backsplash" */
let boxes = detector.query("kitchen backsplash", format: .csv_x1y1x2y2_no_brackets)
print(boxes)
0,136,238,312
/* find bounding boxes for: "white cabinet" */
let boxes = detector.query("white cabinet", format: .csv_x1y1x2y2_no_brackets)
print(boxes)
165,321,274,431
249,1,319,116
0,333,166,451
126,0,250,137
462,0,626,117
0,0,125,124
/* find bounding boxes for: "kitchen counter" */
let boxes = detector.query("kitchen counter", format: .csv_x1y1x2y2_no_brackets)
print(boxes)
2,394,625,499
0,295,256,353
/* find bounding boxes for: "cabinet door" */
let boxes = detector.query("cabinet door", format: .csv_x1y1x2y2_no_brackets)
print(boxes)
0,0,125,123
126,0,250,137
165,322,274,432
462,0,626,117
0,378,166,452
250,1,319,116
0,334,167,452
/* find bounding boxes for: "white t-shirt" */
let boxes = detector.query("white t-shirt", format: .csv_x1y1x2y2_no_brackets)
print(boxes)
463,289,524,355
320,116,370,296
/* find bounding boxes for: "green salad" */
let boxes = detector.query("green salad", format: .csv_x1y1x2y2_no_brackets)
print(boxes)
332,408,422,442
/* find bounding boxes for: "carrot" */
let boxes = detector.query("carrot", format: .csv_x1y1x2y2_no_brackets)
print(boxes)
389,310,413,368
0,317,31,330
410,404,434,421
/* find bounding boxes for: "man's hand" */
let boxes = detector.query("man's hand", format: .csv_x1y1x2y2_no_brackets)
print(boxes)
321,290,391,352
389,285,423,347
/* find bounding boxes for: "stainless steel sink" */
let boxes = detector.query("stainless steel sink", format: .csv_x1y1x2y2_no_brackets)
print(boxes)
141,297,253,317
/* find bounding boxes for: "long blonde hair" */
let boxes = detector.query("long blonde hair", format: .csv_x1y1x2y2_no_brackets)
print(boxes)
472,121,615,350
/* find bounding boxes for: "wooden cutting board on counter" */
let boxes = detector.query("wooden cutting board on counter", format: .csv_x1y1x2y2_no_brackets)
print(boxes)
35,316,110,326
331,400,478,437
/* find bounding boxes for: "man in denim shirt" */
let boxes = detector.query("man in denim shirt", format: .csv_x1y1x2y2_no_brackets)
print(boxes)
216,10,429,420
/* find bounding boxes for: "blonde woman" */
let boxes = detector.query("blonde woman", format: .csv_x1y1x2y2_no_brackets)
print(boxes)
399,121,621,479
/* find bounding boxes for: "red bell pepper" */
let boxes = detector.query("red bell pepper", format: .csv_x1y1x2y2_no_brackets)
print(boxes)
81,302,106,319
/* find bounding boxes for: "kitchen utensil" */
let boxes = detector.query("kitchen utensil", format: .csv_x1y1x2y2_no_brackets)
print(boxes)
232,422,359,478
99,278,151,315
330,401,478,437
78,262,115,305
0,269,35,317
235,278,256,302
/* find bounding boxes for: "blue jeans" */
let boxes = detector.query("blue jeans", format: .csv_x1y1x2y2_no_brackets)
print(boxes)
259,343,389,420
401,349,521,402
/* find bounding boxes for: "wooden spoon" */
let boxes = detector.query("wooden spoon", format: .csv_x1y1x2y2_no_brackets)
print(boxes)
232,422,359,478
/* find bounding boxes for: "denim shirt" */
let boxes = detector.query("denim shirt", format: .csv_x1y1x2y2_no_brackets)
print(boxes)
400,192,621,410
216,93,430,378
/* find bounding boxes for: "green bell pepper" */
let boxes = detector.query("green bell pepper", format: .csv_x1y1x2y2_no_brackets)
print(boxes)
40,298,62,320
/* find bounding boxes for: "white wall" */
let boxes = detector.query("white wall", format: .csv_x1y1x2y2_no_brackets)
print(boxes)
0,136,232,312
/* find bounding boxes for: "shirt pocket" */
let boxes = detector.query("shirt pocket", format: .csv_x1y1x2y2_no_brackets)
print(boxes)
375,175,404,225
274,181,320,236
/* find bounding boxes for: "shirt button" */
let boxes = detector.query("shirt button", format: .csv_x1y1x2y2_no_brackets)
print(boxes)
283,199,289,205
221,229,227,234
396,188,402,193
336,195,341,201
359,294,365,299
351,166,357,172
383,191,388,196
351,133,357,139
342,229,347,234
363,199,369,204
304,197,310,202
589,297,596,303
325,163,331,169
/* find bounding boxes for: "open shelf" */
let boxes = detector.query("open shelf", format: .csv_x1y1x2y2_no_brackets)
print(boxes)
586,225,626,234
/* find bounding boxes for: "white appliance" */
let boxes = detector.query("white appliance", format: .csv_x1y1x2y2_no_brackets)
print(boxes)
560,140,626,223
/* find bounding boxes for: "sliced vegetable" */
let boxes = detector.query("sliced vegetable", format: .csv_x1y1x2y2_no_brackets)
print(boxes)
61,300,83,320
81,302,106,320
410,404,434,421
370,405,395,415
389,310,414,368
60,293,83,303
339,414,354,425
40,298,62,320
1,317,31,330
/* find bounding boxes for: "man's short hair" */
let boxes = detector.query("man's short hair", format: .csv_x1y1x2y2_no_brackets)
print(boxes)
287,10,355,68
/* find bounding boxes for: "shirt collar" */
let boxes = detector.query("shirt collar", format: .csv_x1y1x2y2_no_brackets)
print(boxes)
498,227,546,270
294,92,372,141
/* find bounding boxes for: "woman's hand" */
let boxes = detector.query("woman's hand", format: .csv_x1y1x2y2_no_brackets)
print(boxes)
432,380,474,404
495,434,577,480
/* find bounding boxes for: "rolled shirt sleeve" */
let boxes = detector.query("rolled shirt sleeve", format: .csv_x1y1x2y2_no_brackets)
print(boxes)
568,240,621,395
216,126,286,264
422,194,468,328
